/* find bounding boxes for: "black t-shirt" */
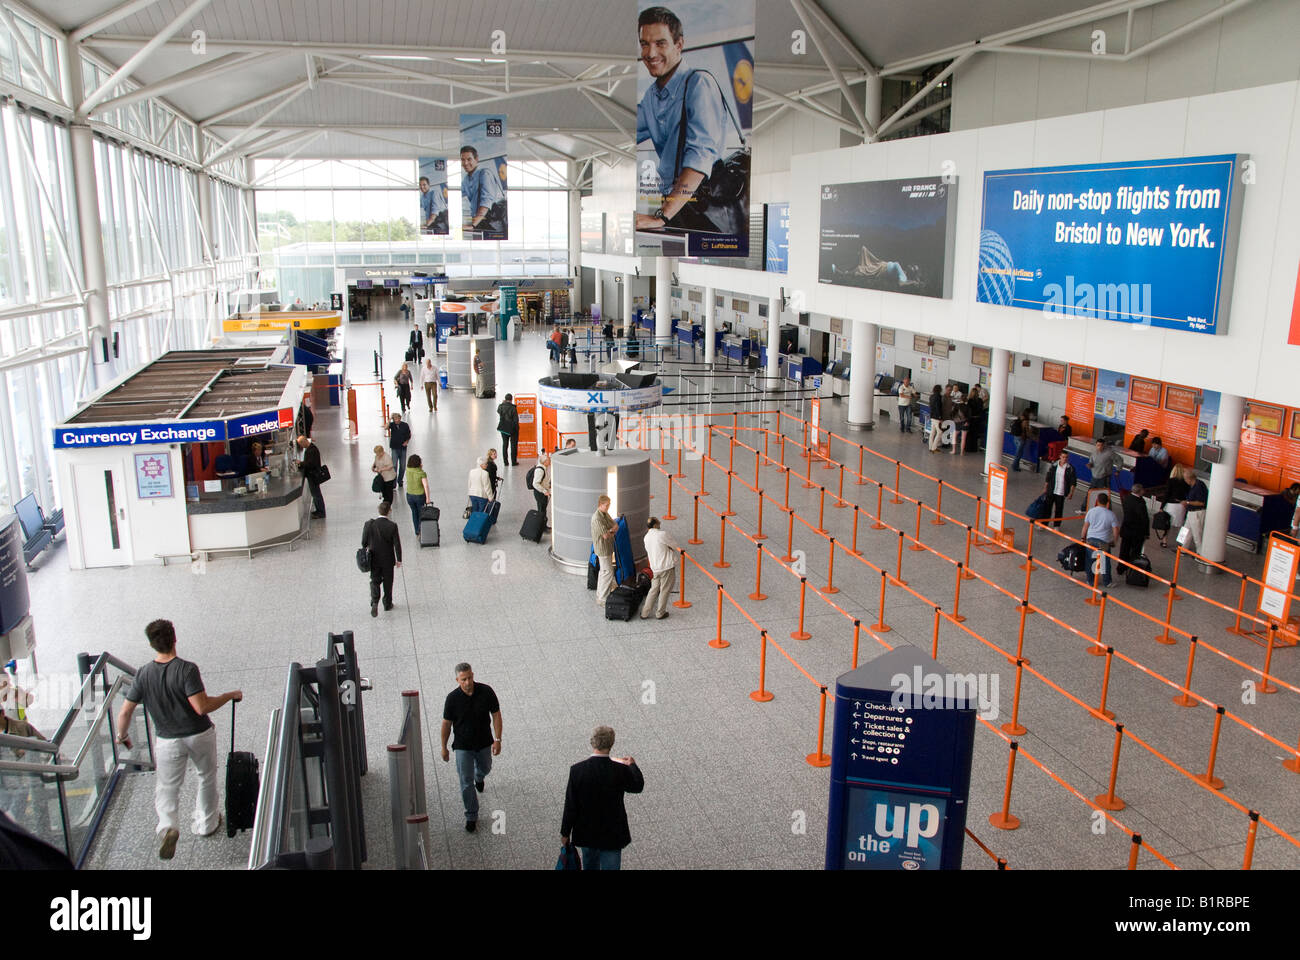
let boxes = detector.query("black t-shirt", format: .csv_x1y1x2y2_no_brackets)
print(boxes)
443,683,500,751
125,658,213,739
1186,480,1209,512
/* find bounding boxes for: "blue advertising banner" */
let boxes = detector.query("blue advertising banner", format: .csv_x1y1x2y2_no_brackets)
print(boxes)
765,202,789,273
416,157,449,236
54,420,227,448
458,114,508,240
0,517,30,636
977,154,1244,334
1095,369,1129,424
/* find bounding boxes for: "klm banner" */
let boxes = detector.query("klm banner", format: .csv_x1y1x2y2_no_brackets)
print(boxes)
458,114,509,240
977,154,1245,334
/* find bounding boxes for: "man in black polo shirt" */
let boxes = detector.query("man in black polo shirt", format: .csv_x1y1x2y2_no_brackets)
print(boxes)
439,663,502,833
115,619,242,860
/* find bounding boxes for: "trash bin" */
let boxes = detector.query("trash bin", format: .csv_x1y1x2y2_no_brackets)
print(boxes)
439,369,448,389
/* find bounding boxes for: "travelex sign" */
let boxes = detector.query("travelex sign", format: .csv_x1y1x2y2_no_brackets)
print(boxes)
54,408,293,448
977,154,1244,334
537,383,662,415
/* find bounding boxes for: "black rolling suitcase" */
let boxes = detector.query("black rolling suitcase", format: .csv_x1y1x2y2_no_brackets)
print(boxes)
605,584,641,621
587,553,599,589
420,503,441,547
1125,554,1152,587
225,701,259,837
1058,543,1088,573
520,509,545,543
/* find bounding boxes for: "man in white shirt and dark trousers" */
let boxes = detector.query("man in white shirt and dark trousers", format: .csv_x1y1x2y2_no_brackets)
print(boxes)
641,517,678,619
1082,494,1120,589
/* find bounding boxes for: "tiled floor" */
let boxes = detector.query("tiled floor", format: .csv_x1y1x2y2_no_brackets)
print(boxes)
17,317,1299,870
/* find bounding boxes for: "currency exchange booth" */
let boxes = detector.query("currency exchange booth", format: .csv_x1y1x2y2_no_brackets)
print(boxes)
53,349,311,567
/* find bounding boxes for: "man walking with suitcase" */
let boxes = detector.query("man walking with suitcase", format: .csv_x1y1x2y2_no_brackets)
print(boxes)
115,619,242,860
363,501,402,618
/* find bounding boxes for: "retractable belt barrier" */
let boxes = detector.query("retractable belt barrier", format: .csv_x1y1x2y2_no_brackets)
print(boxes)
614,408,1300,869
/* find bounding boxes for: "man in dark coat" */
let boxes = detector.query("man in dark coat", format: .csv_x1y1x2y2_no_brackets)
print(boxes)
296,435,325,518
1119,483,1151,566
560,725,644,871
496,394,520,466
362,501,402,618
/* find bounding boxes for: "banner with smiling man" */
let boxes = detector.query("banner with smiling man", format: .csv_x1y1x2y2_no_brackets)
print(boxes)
458,114,509,240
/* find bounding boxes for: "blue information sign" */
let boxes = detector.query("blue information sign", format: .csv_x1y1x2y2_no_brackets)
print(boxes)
825,647,976,870
977,154,1244,334
765,202,789,273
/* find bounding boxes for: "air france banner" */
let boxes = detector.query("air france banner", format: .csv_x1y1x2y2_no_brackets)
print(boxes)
977,154,1245,335
54,421,227,448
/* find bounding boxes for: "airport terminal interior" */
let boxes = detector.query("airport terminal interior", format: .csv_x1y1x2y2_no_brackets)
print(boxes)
2,0,1300,874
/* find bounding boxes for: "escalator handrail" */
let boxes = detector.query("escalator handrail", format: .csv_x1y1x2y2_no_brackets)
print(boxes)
51,652,137,747
0,675,135,778
247,705,282,870
254,662,303,869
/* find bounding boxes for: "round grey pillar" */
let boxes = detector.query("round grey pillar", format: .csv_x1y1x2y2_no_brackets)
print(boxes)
549,449,650,574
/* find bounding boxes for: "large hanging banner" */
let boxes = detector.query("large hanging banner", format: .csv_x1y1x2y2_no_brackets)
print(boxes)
458,114,509,240
417,158,449,236
634,1,754,258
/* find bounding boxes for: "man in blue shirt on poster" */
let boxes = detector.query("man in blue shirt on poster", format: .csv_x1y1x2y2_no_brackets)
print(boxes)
634,5,727,233
419,174,447,234
460,145,507,239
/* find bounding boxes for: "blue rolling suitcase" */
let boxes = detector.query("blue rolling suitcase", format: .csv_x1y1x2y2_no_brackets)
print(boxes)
463,499,500,544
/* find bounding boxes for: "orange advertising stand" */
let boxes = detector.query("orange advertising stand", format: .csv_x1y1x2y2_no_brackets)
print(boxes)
1255,533,1300,646
515,393,538,460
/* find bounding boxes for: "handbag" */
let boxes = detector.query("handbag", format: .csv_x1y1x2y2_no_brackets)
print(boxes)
316,464,331,484
355,547,372,573
371,474,383,493
673,70,750,219
555,842,582,871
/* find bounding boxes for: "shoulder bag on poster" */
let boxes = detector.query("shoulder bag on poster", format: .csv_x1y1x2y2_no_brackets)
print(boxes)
675,70,750,225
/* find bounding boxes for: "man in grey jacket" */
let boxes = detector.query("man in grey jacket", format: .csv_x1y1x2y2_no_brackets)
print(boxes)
1081,439,1122,510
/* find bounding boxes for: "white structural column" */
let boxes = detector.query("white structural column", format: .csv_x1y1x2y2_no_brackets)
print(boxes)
568,165,582,308
703,285,716,364
69,121,112,385
622,272,633,335
863,74,882,141
846,319,877,430
197,170,221,340
593,268,603,315
655,256,674,341
766,294,781,384
1202,392,1244,566
243,157,257,252
984,348,1011,478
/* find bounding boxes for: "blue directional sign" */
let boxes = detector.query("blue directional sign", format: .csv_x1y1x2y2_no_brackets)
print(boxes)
825,646,976,870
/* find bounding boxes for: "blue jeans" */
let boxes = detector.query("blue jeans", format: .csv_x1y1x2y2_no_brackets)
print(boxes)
392,446,407,484
407,492,425,533
1086,537,1113,587
1011,436,1026,470
898,406,913,432
580,847,622,870
454,747,493,821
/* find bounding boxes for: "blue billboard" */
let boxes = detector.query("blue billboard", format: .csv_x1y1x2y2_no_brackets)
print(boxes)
765,202,789,273
977,154,1244,335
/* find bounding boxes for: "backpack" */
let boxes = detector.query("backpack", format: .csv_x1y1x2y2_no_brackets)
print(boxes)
525,465,538,490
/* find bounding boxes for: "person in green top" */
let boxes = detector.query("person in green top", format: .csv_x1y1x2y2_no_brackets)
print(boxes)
405,455,432,533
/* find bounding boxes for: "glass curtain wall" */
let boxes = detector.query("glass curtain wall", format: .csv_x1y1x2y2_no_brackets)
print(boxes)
255,158,571,303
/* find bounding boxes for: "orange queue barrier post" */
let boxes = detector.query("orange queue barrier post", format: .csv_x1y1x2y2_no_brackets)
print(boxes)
1087,593,1109,657
851,619,862,668
1228,572,1250,636
1097,647,1116,720
910,501,926,551
850,504,861,556
707,424,714,461
728,434,735,474
1013,600,1031,666
930,606,942,659
1173,637,1200,707
895,530,908,585
791,577,812,641
856,445,866,485
754,491,766,541
890,460,903,504
674,444,684,479
1198,706,1227,790
1085,559,1103,608
710,584,728,649
962,524,975,579
1155,580,1179,645
750,630,774,702
689,494,702,545
872,570,892,633
951,563,967,622
872,482,886,530
658,426,666,464
698,455,709,497
750,541,767,601
835,463,847,508
1020,522,1036,571
722,471,735,517
1094,723,1127,811
824,538,838,595
780,508,796,563
1244,812,1260,869
932,481,946,525
1002,659,1027,736
673,550,692,609
989,740,1022,830
1260,625,1278,694
714,514,730,569
663,477,676,521
817,486,827,532
807,687,833,768
1127,835,1144,870
754,446,761,490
